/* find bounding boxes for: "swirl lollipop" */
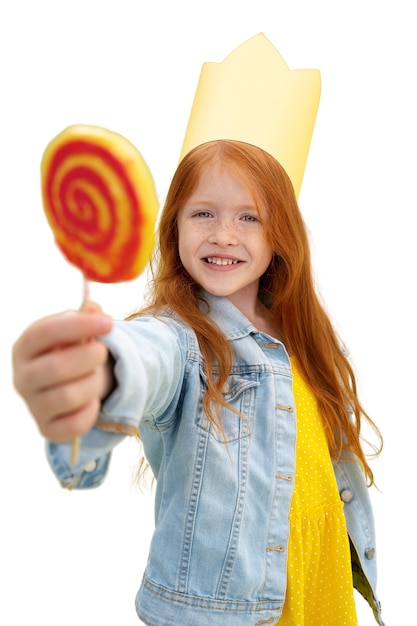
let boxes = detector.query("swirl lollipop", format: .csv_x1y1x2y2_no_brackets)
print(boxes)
41,124,159,284
41,124,159,462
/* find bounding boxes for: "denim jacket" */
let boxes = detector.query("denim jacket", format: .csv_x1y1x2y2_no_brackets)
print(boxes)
47,293,385,626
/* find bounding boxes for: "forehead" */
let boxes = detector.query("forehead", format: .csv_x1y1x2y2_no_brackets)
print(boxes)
189,161,262,204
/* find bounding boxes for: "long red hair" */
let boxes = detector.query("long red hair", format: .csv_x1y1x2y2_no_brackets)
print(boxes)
136,140,382,485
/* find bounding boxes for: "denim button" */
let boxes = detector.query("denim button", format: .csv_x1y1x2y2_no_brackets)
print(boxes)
84,460,97,473
340,489,353,503
276,473,293,481
266,545,285,553
365,547,375,560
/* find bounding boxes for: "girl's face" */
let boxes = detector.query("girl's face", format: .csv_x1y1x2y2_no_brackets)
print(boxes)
177,163,273,311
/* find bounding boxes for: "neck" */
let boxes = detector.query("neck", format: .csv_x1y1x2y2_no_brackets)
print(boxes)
228,294,287,347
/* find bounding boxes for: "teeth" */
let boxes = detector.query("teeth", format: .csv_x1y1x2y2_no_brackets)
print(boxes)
206,257,239,266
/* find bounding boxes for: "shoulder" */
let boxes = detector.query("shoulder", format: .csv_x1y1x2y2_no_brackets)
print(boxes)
125,310,201,358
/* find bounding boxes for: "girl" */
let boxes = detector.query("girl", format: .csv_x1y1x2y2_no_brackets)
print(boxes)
12,140,384,625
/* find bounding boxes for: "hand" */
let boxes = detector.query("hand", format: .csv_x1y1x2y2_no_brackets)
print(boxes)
12,303,113,442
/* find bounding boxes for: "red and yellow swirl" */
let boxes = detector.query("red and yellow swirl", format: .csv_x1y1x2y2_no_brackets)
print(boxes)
41,125,159,283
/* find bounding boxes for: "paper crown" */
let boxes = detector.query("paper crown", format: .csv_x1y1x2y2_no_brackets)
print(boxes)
179,33,321,199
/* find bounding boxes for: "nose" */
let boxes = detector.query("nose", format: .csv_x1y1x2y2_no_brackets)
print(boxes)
207,219,239,246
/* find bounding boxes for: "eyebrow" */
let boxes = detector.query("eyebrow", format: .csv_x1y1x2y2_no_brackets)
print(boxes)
184,199,259,211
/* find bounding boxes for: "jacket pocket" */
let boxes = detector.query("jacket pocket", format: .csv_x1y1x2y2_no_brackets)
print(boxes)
197,370,259,443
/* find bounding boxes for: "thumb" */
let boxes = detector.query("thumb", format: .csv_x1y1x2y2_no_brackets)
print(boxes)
81,300,103,314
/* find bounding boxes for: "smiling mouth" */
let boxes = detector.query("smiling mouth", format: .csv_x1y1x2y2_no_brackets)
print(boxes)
204,257,241,266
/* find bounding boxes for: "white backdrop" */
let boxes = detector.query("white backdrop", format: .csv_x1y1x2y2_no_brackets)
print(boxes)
1,1,415,624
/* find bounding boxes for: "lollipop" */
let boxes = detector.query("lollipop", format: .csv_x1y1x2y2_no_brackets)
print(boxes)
41,124,159,284
41,124,159,463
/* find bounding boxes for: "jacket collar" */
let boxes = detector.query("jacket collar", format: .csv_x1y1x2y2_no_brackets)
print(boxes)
199,291,258,341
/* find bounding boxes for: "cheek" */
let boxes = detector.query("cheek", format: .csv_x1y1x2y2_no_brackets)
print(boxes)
177,219,187,256
177,234,187,266
256,230,273,255
178,222,206,250
177,223,197,268
262,228,273,254
259,239,274,272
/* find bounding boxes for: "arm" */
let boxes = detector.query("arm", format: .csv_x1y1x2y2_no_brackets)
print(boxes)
12,303,120,488
13,306,186,488
46,315,187,488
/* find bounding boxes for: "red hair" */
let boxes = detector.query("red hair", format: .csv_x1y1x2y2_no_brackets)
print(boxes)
136,140,382,485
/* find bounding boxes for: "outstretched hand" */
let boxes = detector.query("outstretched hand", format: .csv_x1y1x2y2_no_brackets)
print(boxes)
12,303,113,442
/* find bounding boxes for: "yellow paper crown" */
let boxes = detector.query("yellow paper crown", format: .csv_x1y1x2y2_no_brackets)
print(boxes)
179,33,321,199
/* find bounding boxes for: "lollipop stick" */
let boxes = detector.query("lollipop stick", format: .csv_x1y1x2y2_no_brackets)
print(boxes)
70,276,91,466
70,436,81,466
81,273,91,308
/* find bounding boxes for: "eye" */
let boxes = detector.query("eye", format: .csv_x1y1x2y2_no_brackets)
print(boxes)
194,211,213,218
241,214,258,222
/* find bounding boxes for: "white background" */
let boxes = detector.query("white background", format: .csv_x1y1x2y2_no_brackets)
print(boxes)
1,1,415,624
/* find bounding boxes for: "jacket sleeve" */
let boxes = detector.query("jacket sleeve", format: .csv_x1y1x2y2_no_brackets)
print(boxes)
45,315,185,490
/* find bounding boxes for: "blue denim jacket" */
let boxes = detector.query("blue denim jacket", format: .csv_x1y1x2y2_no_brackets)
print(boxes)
47,293,385,626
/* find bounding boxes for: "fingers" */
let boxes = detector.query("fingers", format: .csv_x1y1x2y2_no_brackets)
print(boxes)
29,374,104,441
12,308,112,363
15,337,109,396
12,306,114,442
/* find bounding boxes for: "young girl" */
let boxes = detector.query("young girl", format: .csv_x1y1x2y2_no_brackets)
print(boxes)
12,140,384,625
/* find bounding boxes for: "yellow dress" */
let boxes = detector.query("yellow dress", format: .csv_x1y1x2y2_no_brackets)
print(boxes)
277,359,358,625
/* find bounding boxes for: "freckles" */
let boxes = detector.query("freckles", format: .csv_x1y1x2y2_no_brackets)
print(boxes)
192,224,211,239
178,223,207,250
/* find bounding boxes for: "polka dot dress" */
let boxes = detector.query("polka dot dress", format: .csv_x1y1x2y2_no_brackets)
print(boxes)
277,359,358,625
